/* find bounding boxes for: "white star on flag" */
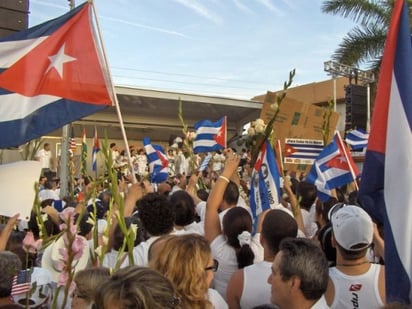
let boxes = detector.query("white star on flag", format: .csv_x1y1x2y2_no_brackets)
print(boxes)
337,155,347,164
46,43,76,78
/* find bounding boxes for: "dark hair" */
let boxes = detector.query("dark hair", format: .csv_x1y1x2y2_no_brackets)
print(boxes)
278,238,329,301
0,251,22,297
196,189,209,202
262,210,297,256
28,204,60,238
223,207,254,268
137,193,175,236
113,216,146,251
296,181,317,210
315,197,338,224
169,191,196,227
87,199,107,220
69,211,93,237
110,143,116,148
335,242,369,260
317,223,336,266
223,181,239,206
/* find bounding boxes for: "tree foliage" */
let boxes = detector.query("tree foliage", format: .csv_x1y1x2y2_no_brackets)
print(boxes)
322,0,412,73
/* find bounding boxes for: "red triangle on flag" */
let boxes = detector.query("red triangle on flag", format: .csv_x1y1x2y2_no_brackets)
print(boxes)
0,3,112,106
214,118,226,147
326,154,349,170
284,143,297,157
254,142,267,172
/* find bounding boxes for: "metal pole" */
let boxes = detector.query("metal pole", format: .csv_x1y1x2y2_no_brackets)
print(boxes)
366,83,371,131
59,124,71,198
333,76,337,112
59,1,75,199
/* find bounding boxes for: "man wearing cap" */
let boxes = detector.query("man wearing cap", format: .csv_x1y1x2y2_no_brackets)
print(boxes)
324,205,385,308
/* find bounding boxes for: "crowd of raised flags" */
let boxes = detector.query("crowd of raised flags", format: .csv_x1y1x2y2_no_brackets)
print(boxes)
0,0,411,304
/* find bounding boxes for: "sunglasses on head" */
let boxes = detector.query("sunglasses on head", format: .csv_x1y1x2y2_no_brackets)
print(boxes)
205,259,219,272
328,202,347,221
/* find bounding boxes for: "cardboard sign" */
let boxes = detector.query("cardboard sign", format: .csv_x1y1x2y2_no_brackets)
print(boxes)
0,160,42,219
260,91,339,170
284,138,324,165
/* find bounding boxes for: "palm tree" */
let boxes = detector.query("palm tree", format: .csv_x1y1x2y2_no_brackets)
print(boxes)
321,0,412,73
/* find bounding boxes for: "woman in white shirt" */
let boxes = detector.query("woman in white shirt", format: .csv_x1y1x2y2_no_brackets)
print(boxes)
204,153,262,299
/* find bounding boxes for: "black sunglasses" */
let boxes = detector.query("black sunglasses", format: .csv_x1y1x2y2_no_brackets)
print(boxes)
328,202,346,221
205,259,219,272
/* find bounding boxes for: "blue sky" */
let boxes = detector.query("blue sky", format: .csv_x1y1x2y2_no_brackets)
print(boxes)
29,0,357,99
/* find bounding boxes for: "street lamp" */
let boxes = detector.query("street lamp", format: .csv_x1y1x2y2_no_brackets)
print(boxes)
324,60,375,130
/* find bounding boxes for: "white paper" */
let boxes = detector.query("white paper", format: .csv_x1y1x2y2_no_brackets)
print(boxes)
0,160,42,219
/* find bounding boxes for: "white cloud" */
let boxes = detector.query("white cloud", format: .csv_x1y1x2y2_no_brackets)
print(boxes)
173,0,223,24
232,0,255,15
254,0,284,16
101,16,190,38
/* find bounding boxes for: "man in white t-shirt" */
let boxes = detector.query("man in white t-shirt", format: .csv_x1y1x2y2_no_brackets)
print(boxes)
36,143,53,177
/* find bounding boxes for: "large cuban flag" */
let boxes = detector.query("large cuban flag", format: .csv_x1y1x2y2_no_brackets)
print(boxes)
0,2,113,148
359,0,412,303
249,140,281,224
193,116,226,154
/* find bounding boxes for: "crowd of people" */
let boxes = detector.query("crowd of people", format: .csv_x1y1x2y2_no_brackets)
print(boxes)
0,146,409,309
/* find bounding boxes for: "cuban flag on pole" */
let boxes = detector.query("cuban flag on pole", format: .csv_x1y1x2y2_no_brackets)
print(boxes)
92,126,100,172
198,153,212,172
0,2,113,148
249,140,281,223
345,129,369,150
193,117,226,154
359,0,412,303
143,137,169,184
306,132,359,201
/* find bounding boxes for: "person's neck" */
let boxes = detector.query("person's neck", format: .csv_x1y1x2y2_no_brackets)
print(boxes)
336,256,370,274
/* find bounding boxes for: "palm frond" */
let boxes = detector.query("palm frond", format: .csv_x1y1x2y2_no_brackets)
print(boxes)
332,24,387,69
322,0,391,25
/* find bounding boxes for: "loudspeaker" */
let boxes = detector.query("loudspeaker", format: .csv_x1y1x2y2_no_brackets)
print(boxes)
344,84,367,131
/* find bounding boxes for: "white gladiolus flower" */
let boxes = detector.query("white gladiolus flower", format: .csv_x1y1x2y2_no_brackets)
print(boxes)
255,118,265,126
247,127,256,136
95,246,102,257
41,213,48,222
130,223,138,238
255,124,266,133
270,102,279,111
189,131,197,140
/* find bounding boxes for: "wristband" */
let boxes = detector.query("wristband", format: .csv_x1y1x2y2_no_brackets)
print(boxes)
218,175,230,183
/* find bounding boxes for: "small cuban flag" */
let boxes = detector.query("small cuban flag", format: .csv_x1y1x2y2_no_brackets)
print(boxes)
193,117,227,154
143,137,169,184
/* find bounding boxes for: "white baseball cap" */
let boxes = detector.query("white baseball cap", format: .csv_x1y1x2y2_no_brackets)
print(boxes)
331,205,373,251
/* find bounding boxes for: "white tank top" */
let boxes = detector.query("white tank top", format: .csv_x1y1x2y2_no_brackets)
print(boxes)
329,263,384,309
240,261,272,309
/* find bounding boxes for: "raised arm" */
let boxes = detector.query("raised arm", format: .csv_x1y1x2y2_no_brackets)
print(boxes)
124,180,152,217
282,175,305,235
204,153,240,243
0,213,19,250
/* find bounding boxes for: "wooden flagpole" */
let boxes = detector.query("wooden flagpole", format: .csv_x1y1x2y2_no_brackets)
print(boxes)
335,131,359,191
89,0,137,183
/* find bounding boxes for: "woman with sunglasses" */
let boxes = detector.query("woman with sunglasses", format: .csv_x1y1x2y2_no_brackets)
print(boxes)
149,234,227,309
